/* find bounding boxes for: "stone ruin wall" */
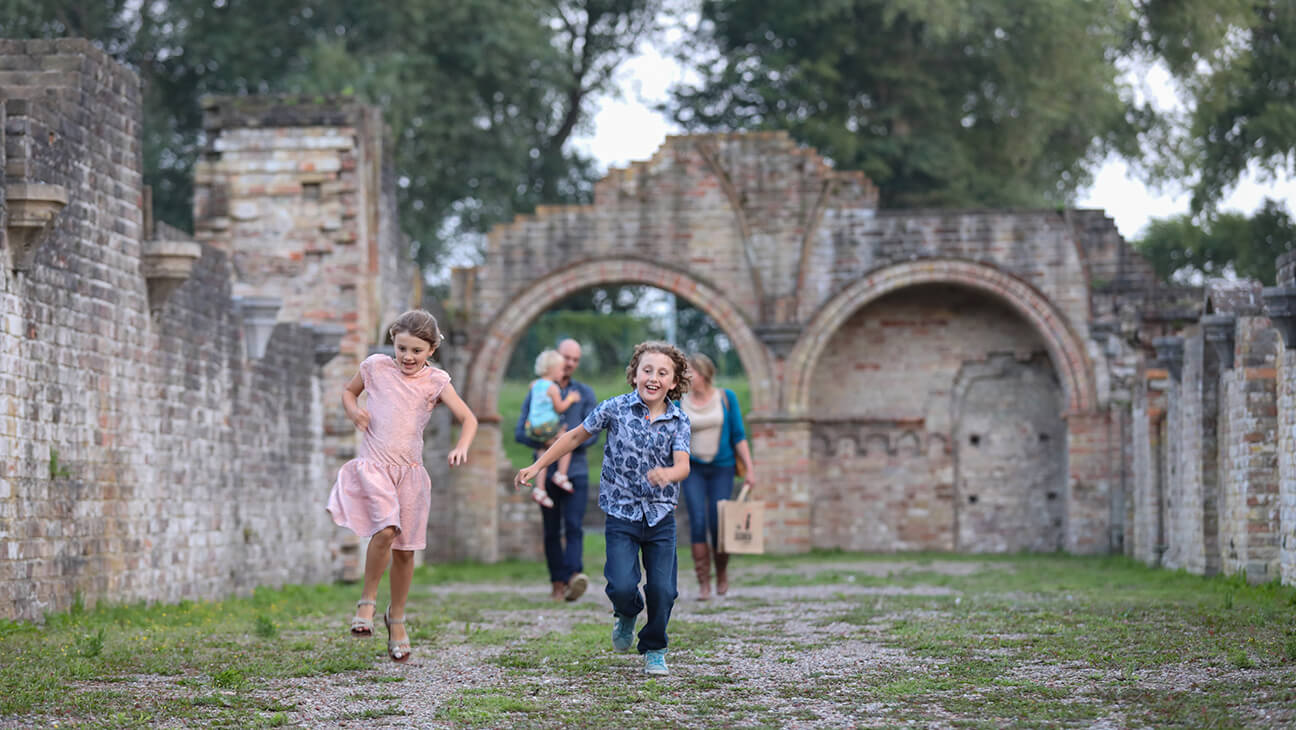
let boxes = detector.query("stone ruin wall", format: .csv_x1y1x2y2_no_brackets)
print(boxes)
0,40,422,620
1131,271,1294,586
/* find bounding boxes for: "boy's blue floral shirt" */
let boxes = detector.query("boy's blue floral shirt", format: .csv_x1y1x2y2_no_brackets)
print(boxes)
582,391,691,526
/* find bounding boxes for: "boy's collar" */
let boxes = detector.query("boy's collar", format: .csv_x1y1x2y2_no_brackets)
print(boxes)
630,390,681,420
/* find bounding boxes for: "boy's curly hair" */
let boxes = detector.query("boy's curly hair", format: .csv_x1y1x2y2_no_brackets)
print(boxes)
624,341,691,401
387,309,443,350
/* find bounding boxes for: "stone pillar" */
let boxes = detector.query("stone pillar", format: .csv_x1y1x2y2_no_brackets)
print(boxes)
1219,316,1281,582
1064,409,1118,554
446,418,501,562
1268,252,1296,585
747,416,811,554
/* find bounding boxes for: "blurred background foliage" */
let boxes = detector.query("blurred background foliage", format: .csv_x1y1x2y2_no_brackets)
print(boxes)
2,0,1292,287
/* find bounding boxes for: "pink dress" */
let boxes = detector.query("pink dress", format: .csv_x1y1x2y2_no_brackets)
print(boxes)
327,354,451,551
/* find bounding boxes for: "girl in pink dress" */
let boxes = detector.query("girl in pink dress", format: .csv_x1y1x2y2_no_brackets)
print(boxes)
327,310,477,662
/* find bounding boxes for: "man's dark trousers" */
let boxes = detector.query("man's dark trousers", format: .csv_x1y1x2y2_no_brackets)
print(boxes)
542,467,588,583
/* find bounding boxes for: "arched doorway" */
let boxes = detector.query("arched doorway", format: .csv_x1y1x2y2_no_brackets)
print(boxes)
447,258,773,562
789,260,1095,553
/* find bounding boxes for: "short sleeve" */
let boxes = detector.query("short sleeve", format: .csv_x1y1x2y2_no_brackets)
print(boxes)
672,413,692,455
425,368,452,409
359,353,387,388
581,397,612,435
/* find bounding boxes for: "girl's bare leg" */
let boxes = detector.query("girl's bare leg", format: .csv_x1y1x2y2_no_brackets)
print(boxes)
387,549,414,646
358,526,398,622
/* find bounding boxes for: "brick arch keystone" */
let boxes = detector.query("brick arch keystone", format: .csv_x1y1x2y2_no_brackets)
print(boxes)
784,259,1096,415
465,258,776,417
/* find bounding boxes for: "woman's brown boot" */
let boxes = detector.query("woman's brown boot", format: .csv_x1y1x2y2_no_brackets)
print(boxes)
550,581,567,601
691,543,712,600
714,551,730,596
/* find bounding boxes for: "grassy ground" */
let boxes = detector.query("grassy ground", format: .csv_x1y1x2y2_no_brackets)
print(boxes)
4,545,1296,728
498,375,752,473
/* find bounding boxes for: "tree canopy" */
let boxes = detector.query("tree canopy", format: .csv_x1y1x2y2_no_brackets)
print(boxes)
666,0,1148,209
1,0,662,267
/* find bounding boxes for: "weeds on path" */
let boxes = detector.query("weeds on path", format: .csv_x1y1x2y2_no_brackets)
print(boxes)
3,548,1295,728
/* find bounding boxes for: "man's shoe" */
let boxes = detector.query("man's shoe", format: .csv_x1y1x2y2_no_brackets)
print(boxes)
549,581,567,601
564,573,589,602
643,648,669,675
611,614,635,653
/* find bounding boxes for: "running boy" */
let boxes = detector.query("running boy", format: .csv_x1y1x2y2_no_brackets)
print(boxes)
515,341,691,675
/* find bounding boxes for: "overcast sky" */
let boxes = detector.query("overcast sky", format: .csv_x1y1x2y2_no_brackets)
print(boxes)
572,44,1295,242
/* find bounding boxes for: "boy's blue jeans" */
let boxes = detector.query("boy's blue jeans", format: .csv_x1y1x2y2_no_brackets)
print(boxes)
603,514,678,653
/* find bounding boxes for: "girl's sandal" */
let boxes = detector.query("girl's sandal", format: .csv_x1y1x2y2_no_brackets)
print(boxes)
384,606,412,663
530,486,555,508
350,599,376,636
552,472,574,493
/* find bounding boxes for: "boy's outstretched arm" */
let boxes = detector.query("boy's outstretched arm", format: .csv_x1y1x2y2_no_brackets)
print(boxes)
515,425,592,488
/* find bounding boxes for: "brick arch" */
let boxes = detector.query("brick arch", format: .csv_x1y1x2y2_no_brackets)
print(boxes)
784,259,1096,415
464,257,776,417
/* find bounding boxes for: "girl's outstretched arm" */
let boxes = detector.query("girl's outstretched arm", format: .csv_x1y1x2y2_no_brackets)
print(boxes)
437,384,478,466
515,425,592,488
342,371,369,431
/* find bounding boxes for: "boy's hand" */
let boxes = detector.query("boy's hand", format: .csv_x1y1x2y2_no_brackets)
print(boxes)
348,409,370,431
447,447,469,466
515,465,540,490
645,467,671,487
569,392,581,402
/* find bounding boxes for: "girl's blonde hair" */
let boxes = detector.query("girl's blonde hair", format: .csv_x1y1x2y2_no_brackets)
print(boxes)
625,341,691,401
534,349,564,377
687,352,717,384
387,310,443,349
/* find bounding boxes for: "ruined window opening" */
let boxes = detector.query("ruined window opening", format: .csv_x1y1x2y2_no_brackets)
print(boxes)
1039,432,1050,443
302,182,321,200
968,434,980,446
967,494,978,504
1046,491,1058,501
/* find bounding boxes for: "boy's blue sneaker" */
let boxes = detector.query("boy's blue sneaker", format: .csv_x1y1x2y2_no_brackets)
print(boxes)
611,614,635,653
643,648,669,675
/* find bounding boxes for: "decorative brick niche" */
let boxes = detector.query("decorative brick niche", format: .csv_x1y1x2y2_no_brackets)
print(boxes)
307,323,347,366
140,239,203,314
1153,336,1185,381
5,182,68,271
1200,314,1237,369
1263,287,1296,349
233,296,282,359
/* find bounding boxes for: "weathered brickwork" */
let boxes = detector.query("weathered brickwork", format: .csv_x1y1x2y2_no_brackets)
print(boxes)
0,42,419,619
1219,317,1281,580
1280,346,1296,585
451,133,1156,558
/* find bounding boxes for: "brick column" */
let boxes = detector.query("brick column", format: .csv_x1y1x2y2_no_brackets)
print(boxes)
446,418,501,562
1219,318,1280,582
1279,344,1296,585
1275,253,1296,585
748,416,811,554
1065,409,1119,554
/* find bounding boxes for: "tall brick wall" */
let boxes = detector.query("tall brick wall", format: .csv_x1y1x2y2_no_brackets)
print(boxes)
192,96,430,574
0,41,343,619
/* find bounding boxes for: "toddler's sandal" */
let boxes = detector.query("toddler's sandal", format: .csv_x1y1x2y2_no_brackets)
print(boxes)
531,486,555,508
552,472,574,493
